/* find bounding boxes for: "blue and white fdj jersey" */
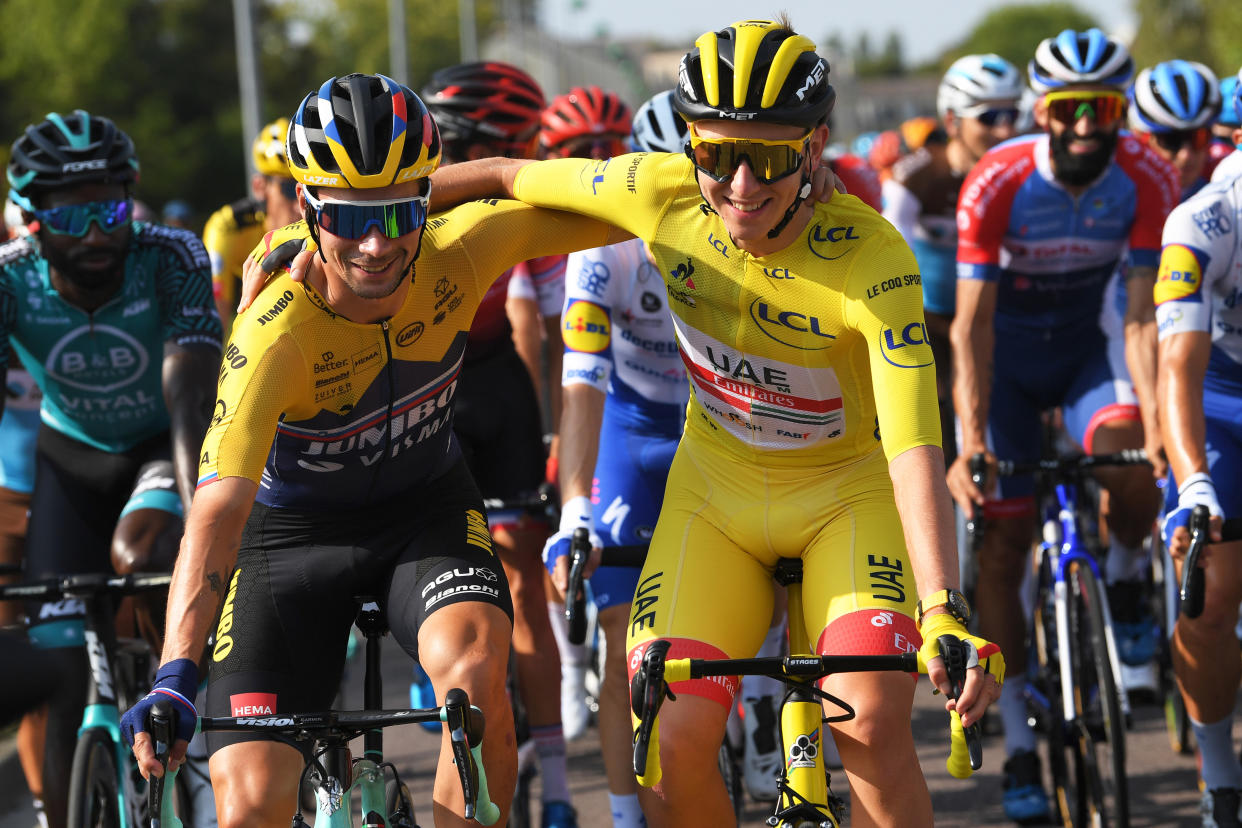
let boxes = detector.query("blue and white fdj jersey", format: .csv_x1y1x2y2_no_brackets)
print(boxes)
1156,175,1242,517
0,222,222,452
562,238,688,429
562,238,687,611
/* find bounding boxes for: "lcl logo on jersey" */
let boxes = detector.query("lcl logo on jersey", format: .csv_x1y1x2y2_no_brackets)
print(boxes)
878,322,933,369
749,297,836,351
807,223,861,261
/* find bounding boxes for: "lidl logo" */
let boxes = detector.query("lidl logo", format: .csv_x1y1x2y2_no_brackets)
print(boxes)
1155,243,1205,305
562,301,611,353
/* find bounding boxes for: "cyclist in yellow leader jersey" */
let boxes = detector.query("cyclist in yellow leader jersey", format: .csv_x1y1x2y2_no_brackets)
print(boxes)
425,19,1004,827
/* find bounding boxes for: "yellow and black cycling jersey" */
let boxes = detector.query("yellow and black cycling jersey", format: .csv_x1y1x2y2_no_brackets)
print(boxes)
197,199,610,510
202,196,266,336
514,152,940,470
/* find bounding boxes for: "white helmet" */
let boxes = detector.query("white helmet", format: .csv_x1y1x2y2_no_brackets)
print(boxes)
937,54,1023,119
1129,60,1222,132
1028,28,1133,95
630,90,689,154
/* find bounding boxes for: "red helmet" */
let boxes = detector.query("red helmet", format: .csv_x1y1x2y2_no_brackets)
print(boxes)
540,86,632,151
421,62,546,155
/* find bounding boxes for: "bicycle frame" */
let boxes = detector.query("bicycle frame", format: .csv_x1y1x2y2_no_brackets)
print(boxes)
1,574,176,828
1036,480,1131,737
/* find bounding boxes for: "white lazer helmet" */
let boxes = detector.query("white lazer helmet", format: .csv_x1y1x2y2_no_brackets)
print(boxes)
1129,60,1222,132
1028,28,1133,95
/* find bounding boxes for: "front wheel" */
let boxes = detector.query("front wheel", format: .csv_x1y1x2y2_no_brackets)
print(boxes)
717,739,743,820
1068,561,1129,827
67,728,122,828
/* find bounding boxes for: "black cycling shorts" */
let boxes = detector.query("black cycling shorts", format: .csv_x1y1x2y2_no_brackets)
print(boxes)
204,459,512,754
26,426,180,648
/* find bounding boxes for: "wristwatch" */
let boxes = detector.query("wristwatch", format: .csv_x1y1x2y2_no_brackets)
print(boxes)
916,589,971,624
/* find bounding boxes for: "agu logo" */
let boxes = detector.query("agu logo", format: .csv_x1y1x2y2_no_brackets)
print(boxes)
562,301,610,353
1155,244,1205,305
879,321,934,369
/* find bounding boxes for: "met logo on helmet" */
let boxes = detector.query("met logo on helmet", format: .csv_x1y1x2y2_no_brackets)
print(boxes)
795,60,827,102
61,159,107,173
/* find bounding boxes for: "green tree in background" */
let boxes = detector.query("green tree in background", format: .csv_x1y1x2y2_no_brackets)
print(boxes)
1130,0,1242,79
936,2,1098,74
0,0,524,222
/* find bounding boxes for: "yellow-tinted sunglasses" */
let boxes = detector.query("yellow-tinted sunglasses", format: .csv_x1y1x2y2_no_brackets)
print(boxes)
686,124,812,184
1043,89,1127,129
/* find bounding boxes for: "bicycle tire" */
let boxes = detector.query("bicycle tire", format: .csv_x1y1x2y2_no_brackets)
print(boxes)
717,739,743,820
1032,553,1074,826
1067,561,1129,828
67,728,122,828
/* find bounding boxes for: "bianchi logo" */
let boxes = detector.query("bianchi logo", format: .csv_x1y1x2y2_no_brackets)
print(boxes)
45,324,149,391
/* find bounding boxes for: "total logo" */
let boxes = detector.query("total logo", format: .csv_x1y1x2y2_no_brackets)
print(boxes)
878,321,933,369
807,223,861,261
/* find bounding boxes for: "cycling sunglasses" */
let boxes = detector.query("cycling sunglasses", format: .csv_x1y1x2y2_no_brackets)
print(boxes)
303,186,430,241
686,124,812,184
1147,127,1212,154
1043,90,1127,129
32,198,132,237
975,108,1021,127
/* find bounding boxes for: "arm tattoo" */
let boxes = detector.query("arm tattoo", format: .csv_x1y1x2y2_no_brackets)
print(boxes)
206,571,222,595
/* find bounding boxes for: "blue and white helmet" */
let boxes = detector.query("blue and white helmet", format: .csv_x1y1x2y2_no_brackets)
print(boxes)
630,90,689,154
1221,71,1242,128
937,54,1023,119
1129,60,1221,132
1028,28,1133,95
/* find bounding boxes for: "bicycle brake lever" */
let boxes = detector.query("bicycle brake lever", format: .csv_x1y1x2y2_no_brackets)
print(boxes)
443,688,480,821
630,639,674,784
566,528,590,645
938,634,983,773
1180,505,1211,619
147,699,174,828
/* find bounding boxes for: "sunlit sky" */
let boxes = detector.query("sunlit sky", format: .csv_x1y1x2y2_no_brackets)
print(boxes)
540,0,1136,62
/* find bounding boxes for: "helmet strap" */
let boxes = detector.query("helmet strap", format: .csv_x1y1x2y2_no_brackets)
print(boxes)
767,173,812,240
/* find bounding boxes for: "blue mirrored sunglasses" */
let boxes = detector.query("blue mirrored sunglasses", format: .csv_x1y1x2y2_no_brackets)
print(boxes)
975,108,1021,127
33,199,132,237
303,187,430,241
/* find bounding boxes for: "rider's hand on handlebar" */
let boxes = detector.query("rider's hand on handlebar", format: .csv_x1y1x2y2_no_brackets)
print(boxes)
1163,473,1224,559
917,612,1004,729
121,658,198,780
946,450,994,514
542,495,602,596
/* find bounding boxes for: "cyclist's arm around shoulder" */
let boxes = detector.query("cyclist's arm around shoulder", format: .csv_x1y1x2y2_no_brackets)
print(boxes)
162,476,257,664
428,157,530,211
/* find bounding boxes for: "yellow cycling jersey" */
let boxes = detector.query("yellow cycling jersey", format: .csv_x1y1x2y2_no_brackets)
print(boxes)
201,197,266,336
197,199,610,509
514,153,940,469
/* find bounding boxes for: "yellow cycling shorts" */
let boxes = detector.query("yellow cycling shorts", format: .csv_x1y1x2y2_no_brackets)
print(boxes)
625,437,920,707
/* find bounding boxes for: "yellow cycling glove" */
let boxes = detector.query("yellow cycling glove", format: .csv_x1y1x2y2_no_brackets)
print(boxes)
916,612,1005,688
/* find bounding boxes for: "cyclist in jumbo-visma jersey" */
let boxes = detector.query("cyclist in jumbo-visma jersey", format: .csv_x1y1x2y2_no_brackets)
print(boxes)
431,20,1004,827
120,75,624,828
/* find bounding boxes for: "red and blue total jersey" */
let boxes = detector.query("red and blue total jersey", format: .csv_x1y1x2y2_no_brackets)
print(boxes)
956,133,1179,333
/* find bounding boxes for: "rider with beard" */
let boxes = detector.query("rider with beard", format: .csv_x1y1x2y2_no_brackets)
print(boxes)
948,29,1179,825
2,111,222,828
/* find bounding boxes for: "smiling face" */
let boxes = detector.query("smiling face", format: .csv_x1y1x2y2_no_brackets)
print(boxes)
691,120,828,255
1033,86,1125,188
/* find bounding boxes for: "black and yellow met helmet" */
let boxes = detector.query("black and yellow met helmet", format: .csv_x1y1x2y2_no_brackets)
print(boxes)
674,20,835,129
